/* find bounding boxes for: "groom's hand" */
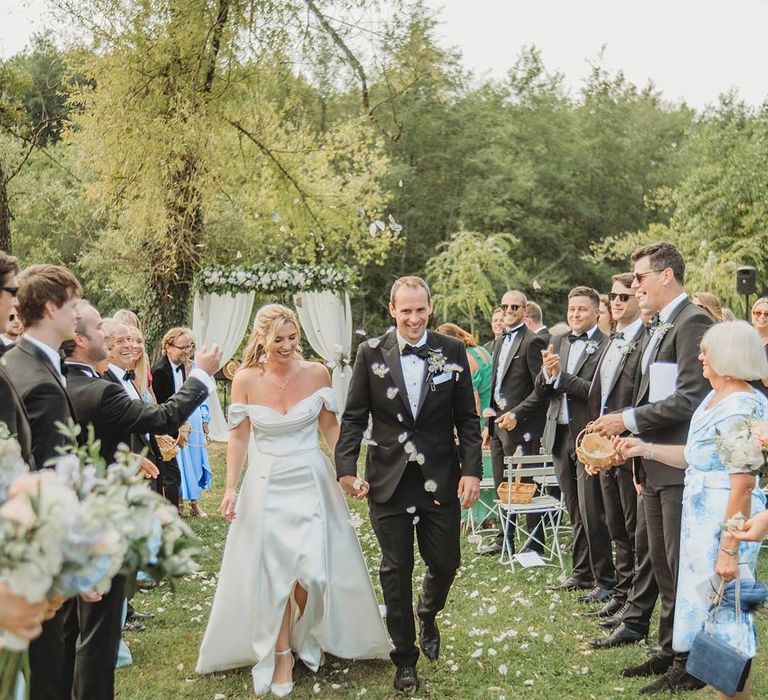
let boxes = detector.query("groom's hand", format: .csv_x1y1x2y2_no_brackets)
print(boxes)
457,476,480,509
339,475,369,500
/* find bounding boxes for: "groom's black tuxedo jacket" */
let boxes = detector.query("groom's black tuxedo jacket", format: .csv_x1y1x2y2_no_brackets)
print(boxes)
0,363,33,466
2,336,77,468
632,299,712,487
336,330,483,505
65,363,208,463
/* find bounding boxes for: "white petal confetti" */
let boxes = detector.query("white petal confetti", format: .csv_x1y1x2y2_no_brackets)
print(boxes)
412,516,420,525
487,605,497,615
523,679,534,686
424,479,437,493
355,328,368,336
470,648,483,658
353,478,363,489
368,338,380,349
406,506,416,514
387,387,399,400
404,441,415,453
372,363,390,378
467,534,482,545
397,412,404,422
348,515,363,529
398,432,408,443
415,453,425,465
313,683,321,694
498,664,508,675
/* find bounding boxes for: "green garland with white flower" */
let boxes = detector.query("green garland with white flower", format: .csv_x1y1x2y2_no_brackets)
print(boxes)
194,262,356,296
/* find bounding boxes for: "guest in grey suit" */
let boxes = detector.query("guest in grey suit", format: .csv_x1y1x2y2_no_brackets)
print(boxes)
590,242,713,695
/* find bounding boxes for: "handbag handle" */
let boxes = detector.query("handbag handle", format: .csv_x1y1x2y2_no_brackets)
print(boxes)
710,576,743,626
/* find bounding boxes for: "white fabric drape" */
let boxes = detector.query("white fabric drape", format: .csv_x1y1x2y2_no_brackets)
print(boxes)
192,291,255,441
294,291,353,412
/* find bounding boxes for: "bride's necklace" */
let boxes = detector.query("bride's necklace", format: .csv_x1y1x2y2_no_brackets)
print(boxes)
265,361,296,391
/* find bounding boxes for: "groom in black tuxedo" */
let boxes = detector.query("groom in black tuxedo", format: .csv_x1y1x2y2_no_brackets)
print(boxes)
336,276,482,693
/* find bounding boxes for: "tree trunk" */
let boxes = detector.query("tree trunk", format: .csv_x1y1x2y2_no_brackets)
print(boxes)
0,164,12,254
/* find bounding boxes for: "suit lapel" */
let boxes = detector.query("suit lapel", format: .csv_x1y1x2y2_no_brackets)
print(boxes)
415,331,439,419
500,329,525,381
604,326,644,400
381,332,412,418
17,337,77,418
572,330,605,377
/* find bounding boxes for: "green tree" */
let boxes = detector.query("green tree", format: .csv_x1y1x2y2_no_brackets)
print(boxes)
426,230,517,336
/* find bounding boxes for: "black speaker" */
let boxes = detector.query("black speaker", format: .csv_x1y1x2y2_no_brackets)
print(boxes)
736,266,756,295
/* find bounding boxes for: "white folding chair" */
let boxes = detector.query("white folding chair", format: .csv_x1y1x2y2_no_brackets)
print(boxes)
496,453,566,572
465,448,498,535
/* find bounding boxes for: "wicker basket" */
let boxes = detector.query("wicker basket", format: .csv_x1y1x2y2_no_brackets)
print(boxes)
497,465,538,504
575,427,617,470
156,435,179,462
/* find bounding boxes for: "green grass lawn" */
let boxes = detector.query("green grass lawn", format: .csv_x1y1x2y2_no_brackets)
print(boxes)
115,443,766,699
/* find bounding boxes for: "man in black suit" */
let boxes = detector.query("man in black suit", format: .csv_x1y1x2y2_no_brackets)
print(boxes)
150,327,196,506
61,301,220,700
525,301,551,346
479,290,546,556
590,242,712,694
581,274,645,628
0,252,32,466
3,264,83,700
513,287,614,602
336,276,482,693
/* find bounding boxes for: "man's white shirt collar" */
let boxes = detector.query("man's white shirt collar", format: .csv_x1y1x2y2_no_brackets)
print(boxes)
396,329,427,349
658,292,688,324
617,317,643,339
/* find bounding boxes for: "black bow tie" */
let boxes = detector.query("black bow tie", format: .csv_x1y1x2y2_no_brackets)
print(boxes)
502,328,518,339
567,332,588,344
611,331,625,340
175,365,184,373
401,344,429,358
123,369,136,381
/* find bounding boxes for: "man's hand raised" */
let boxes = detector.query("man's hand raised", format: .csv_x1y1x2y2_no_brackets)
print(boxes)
195,344,223,376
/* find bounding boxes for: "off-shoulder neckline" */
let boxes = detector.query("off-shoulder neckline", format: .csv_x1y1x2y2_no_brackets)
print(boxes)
230,386,332,417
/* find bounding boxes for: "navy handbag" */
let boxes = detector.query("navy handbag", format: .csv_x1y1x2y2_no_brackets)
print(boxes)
686,578,752,696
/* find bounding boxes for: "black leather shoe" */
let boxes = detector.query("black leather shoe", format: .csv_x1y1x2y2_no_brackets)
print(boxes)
599,615,621,630
638,668,706,695
394,666,419,692
588,623,645,649
583,597,624,618
126,610,155,622
478,542,503,556
122,622,145,633
578,586,614,604
419,617,440,661
620,655,674,678
547,577,594,591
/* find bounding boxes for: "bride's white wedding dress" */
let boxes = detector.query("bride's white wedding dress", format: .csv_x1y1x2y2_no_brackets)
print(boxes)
196,387,391,693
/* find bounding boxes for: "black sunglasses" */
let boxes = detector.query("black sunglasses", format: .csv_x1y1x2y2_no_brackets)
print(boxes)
608,293,632,303
500,303,521,312
1,286,19,297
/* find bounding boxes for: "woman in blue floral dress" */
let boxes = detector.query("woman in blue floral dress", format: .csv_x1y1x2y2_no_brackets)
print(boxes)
618,321,768,700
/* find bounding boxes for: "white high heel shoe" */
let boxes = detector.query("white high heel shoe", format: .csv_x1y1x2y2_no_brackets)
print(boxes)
270,649,295,697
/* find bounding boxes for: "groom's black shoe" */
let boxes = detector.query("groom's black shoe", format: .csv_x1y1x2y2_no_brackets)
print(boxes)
419,617,440,660
394,665,419,692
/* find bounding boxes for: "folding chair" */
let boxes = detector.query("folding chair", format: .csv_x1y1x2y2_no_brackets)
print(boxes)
465,449,498,535
496,453,566,572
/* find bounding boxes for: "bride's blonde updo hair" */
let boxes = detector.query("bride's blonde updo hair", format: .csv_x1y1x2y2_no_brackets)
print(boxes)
242,304,302,369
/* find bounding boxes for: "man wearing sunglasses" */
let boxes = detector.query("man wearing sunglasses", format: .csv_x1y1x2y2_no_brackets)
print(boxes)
2,310,22,346
590,242,712,694
479,290,547,557
583,274,650,647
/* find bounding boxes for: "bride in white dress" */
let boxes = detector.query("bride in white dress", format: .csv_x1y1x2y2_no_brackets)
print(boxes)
196,304,391,696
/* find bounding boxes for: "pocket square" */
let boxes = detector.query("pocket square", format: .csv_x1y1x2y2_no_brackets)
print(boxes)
432,372,453,385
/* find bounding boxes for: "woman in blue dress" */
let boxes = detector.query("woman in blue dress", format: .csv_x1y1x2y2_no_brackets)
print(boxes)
177,358,212,517
618,320,768,700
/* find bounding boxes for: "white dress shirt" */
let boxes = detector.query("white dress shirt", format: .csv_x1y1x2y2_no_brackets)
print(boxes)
169,360,185,392
25,334,66,386
551,324,599,424
623,292,688,434
597,317,643,416
396,330,427,418
493,322,525,406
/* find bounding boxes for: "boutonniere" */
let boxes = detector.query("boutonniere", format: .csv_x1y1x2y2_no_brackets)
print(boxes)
650,322,673,339
619,341,637,356
584,340,599,355
371,362,389,378
426,348,446,375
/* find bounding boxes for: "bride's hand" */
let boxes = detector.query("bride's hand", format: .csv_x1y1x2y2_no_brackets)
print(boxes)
339,475,369,500
220,488,237,521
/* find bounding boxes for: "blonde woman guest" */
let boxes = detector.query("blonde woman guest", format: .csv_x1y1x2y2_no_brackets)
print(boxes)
436,322,492,417
751,297,768,356
693,292,726,323
197,305,390,696
616,321,768,699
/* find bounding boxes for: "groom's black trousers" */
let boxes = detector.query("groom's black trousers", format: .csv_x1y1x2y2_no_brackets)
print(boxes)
369,463,460,668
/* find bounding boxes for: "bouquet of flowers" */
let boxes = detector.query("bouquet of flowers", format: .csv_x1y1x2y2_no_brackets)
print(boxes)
715,417,767,474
